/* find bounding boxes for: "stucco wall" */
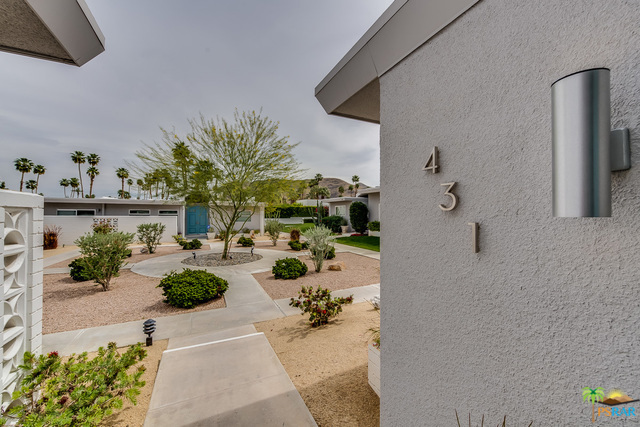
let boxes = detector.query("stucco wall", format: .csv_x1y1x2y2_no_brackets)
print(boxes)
367,193,380,222
44,216,178,245
380,1,640,425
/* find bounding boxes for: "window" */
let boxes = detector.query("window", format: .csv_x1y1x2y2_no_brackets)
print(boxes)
56,209,95,216
159,210,178,216
335,206,346,217
129,209,150,216
236,211,252,222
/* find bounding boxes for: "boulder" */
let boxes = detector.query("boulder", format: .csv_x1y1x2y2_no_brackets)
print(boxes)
328,261,346,271
140,247,148,254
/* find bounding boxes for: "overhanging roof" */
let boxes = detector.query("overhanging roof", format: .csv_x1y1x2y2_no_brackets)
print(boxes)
0,0,105,66
315,0,480,123
45,198,184,206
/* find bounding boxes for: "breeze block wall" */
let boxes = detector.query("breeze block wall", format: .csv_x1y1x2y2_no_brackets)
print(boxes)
0,190,43,407
380,0,640,425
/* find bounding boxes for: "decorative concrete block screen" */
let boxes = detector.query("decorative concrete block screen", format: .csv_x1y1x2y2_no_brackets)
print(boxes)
0,191,44,407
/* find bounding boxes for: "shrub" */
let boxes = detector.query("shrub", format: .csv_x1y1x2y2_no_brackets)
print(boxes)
289,286,353,327
74,232,135,291
43,225,62,250
311,245,335,260
173,234,186,244
303,218,314,224
322,215,344,233
349,201,369,234
265,219,284,246
181,238,203,250
368,221,380,232
237,236,254,247
272,257,308,280
303,226,334,272
136,223,166,254
91,221,115,234
69,258,93,282
1,343,147,427
157,269,228,308
289,228,301,242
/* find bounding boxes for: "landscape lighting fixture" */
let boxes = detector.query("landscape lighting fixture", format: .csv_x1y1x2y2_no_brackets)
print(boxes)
552,68,630,217
143,319,156,346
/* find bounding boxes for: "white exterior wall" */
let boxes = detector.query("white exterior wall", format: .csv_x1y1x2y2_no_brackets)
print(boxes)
45,216,178,245
0,190,43,407
380,1,640,425
367,193,380,223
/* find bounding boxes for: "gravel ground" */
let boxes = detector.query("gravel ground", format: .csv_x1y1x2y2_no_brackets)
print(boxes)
182,252,263,267
47,245,209,269
253,240,298,252
43,270,225,334
99,340,168,427
255,303,380,427
252,253,380,300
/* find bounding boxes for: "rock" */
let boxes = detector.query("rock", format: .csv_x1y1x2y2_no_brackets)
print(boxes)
140,247,148,254
328,261,346,271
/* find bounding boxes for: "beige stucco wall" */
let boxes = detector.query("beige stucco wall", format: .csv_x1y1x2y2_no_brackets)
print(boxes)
380,1,640,425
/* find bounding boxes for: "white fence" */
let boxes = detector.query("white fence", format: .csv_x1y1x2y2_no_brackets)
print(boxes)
0,190,44,407
44,216,178,246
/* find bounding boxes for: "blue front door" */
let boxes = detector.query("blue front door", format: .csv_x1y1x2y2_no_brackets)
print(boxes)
186,205,208,234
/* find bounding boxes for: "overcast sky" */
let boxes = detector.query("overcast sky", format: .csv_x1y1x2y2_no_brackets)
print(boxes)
0,0,392,198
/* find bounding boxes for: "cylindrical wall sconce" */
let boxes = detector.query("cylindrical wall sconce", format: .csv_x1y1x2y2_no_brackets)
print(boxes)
552,68,611,217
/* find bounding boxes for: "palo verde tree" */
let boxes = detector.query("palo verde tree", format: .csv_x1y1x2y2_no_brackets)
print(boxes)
133,110,301,259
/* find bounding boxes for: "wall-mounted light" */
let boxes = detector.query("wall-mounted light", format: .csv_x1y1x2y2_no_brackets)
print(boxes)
552,68,631,217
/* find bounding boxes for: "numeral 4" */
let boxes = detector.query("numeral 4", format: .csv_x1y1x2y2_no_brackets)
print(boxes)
423,146,439,173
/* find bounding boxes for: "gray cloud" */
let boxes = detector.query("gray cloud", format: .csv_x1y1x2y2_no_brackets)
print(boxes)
0,0,389,195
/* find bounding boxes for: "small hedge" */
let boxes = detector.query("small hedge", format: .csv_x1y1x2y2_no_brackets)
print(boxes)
157,269,228,308
288,240,309,251
322,215,344,233
179,238,202,250
349,201,369,234
237,236,254,247
368,221,380,231
69,258,93,282
272,258,308,280
303,218,314,224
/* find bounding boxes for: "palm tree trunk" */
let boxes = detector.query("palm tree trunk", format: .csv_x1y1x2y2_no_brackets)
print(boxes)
89,178,94,197
78,164,84,197
63,186,67,198
592,403,595,423
20,172,24,191
35,175,40,193
121,179,125,198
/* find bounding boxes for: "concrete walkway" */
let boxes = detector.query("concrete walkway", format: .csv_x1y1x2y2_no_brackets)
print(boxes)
144,325,317,426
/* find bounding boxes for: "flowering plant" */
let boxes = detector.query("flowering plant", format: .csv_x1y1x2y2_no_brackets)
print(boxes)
289,285,353,327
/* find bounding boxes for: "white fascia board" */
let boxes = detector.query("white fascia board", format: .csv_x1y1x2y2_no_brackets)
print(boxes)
315,0,480,122
25,0,105,66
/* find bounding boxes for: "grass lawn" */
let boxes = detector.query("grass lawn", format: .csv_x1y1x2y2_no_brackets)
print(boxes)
280,222,315,233
335,236,380,252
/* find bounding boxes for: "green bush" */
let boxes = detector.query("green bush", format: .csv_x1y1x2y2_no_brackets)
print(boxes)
74,232,135,291
368,221,380,232
288,240,309,251
158,269,228,308
265,219,284,246
136,223,166,254
1,343,146,427
303,218,314,224
69,258,93,282
272,257,308,280
303,226,334,272
289,286,353,327
237,236,254,247
322,215,344,233
349,201,369,234
311,245,335,259
91,222,115,234
181,238,203,250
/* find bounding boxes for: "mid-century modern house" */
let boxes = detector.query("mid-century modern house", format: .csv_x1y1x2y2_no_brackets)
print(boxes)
44,198,267,245
317,0,640,425
0,0,105,410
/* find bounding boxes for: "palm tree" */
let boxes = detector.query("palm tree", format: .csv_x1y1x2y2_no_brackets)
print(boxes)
86,166,99,198
87,153,100,167
69,177,80,198
338,186,345,197
352,175,360,196
59,178,70,198
348,184,354,196
136,178,144,199
70,151,86,197
33,164,46,194
582,387,605,423
115,168,129,198
127,178,133,194
0,182,6,189
14,158,34,191
25,179,37,193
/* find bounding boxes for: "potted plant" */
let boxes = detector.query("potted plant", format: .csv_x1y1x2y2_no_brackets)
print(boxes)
340,218,349,234
206,225,216,240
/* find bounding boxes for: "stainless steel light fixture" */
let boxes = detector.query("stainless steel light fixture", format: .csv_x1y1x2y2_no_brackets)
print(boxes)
552,68,631,217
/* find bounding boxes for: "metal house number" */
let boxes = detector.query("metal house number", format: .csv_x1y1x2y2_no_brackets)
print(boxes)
424,146,479,253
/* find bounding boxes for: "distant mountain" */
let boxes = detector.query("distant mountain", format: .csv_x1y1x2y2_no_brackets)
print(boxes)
317,177,368,198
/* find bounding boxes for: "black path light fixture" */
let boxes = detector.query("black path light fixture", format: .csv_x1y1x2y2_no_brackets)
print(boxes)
552,68,631,217
143,318,156,346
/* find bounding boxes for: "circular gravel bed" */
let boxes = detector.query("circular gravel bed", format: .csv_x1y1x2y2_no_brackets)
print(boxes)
181,252,263,267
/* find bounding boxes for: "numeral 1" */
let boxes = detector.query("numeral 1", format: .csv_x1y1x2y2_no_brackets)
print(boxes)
468,222,479,253
423,146,439,173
